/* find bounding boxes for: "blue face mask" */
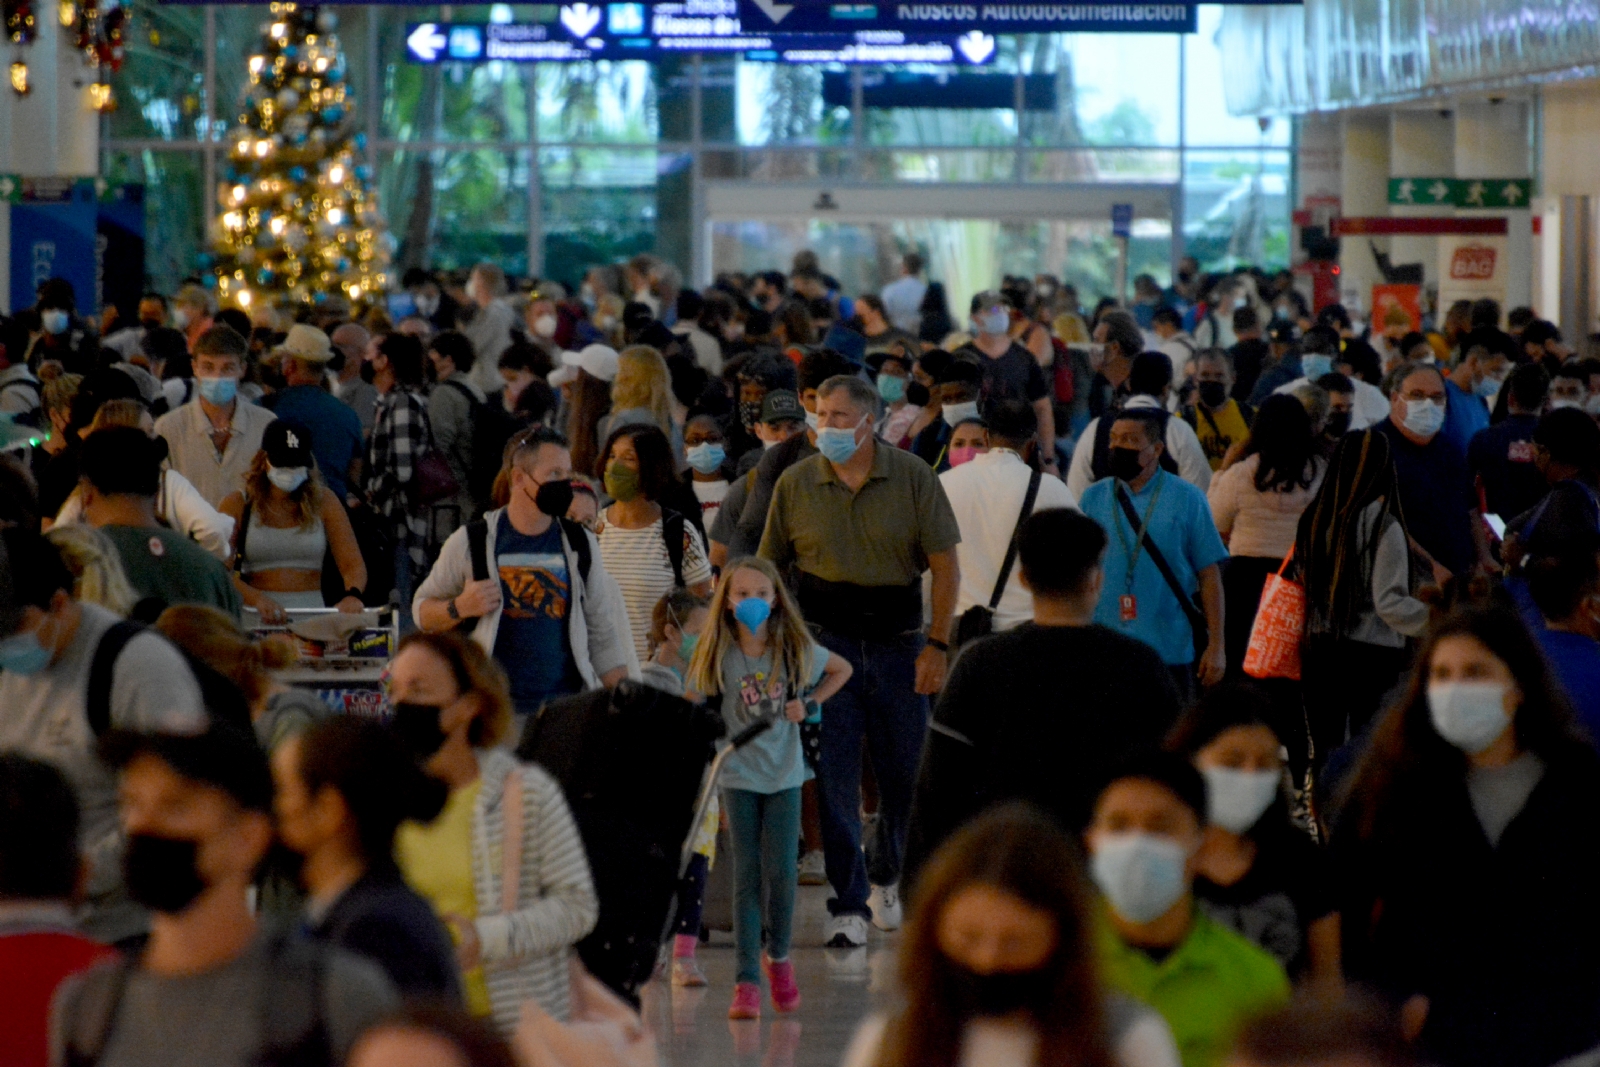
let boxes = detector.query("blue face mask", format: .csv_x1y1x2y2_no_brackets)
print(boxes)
977,308,1010,336
685,442,726,475
1300,354,1333,381
1090,832,1190,925
877,373,907,404
677,631,699,667
0,626,53,675
733,596,772,633
815,418,865,465
41,310,70,335
196,375,238,405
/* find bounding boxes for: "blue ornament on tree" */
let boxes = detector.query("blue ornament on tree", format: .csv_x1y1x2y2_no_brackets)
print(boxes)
355,165,372,181
327,67,342,83
201,274,218,288
353,132,367,150
283,44,298,59
289,166,308,182
322,106,344,123
197,253,215,268
257,268,276,286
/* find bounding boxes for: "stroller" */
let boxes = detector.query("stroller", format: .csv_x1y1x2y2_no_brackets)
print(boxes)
518,679,771,1004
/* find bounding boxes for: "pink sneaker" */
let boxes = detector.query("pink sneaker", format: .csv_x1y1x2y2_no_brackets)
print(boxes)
763,954,801,1013
728,981,762,1020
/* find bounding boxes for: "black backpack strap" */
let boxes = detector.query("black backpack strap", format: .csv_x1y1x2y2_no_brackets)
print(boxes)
558,517,592,585
442,378,482,411
662,509,687,588
233,498,253,574
259,927,331,1067
988,469,1042,610
467,519,490,582
87,621,146,737
1115,483,1207,642
62,955,135,1067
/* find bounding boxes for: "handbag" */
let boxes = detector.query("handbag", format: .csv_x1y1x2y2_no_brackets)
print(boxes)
412,408,461,508
1243,549,1305,681
954,468,1042,649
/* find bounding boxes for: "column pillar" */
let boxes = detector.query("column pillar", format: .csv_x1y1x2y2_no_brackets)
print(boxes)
1338,113,1390,317
1455,99,1532,315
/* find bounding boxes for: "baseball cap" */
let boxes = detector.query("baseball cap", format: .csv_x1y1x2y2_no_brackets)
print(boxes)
262,419,314,469
969,290,1005,315
101,720,273,814
1267,320,1299,344
760,389,805,425
551,344,621,387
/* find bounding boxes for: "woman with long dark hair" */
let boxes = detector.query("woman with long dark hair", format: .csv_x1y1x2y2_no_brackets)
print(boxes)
1166,682,1339,990
272,715,462,1001
842,803,1179,1067
1207,395,1324,676
1332,603,1600,1067
1294,430,1432,778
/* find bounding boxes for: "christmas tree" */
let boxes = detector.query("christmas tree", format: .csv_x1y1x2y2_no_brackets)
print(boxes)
211,2,388,310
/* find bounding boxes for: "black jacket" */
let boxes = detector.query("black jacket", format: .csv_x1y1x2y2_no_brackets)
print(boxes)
1333,742,1600,1067
311,867,464,1003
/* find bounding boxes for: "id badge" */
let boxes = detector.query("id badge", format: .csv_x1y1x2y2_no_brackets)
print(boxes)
1119,594,1138,622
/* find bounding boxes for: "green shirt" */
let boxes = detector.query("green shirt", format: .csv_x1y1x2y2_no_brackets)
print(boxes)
100,524,244,621
758,440,960,587
1097,903,1290,1067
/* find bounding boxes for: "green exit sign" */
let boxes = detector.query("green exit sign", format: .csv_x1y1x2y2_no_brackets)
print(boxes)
1388,178,1533,209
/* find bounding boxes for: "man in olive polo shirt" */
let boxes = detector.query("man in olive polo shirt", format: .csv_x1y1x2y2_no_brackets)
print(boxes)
759,374,961,947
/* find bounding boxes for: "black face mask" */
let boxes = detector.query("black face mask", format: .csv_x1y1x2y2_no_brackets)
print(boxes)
906,381,932,408
1197,381,1228,410
359,360,377,385
948,966,1045,1018
391,702,448,761
1108,446,1146,483
139,317,165,331
1325,411,1352,437
739,399,762,431
532,479,575,518
326,349,346,374
124,833,207,914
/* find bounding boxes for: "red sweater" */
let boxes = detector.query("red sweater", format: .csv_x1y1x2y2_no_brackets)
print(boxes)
0,930,119,1067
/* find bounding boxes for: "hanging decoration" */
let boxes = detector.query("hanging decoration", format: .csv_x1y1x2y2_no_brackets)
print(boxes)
209,2,389,309
5,0,125,98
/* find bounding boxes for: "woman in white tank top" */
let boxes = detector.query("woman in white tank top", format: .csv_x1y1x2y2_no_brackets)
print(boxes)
219,418,368,625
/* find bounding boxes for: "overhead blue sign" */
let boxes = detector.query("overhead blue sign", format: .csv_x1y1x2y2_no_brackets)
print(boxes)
738,1,1200,34
1111,202,1133,237
403,18,999,64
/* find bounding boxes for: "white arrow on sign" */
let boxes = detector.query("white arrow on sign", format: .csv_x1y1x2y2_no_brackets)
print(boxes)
1502,182,1525,205
956,30,995,63
560,3,602,38
1428,180,1451,202
407,23,447,61
751,0,795,24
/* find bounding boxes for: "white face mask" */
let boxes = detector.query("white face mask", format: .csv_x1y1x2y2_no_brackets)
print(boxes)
172,307,193,330
942,400,980,427
1428,681,1512,754
267,465,309,493
1201,766,1280,834
414,293,440,317
1090,832,1190,925
1550,397,1584,411
533,314,558,339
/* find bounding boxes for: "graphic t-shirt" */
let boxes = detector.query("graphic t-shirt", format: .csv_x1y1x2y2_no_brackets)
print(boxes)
690,479,730,530
491,520,578,714
716,640,828,794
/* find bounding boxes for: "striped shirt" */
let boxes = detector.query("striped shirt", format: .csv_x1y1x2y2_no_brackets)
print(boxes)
596,510,713,663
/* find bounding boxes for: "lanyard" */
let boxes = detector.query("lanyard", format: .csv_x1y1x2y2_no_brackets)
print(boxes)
1113,471,1166,593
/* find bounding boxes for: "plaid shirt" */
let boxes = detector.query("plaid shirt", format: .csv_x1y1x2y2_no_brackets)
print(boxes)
365,387,432,551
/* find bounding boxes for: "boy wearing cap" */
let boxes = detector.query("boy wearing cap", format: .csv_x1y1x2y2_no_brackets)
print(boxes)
1088,754,1289,1067
262,324,363,503
78,426,241,621
708,390,808,569
53,723,398,1067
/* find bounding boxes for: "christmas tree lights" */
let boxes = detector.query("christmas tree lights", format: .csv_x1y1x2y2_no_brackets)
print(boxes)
209,2,389,309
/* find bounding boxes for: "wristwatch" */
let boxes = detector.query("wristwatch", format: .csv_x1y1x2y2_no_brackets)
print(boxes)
926,636,949,652
446,597,461,621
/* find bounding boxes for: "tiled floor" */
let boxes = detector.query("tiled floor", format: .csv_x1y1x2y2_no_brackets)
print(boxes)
643,886,899,1067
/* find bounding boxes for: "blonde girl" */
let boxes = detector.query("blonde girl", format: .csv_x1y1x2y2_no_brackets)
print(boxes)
685,556,852,1020
599,345,681,460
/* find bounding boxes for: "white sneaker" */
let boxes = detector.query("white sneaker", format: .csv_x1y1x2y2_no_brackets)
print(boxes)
798,850,827,886
868,883,902,932
825,913,870,948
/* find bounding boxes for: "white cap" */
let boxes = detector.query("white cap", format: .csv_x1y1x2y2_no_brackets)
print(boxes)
557,344,620,384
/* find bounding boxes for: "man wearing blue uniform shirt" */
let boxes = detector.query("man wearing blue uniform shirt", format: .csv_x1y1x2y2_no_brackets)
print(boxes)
1079,407,1228,700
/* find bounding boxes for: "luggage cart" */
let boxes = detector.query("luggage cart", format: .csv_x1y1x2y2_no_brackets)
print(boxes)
246,606,398,718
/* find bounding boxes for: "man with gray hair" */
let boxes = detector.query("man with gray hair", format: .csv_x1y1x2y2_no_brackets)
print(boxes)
329,321,378,437
759,374,961,947
461,262,517,377
1087,308,1147,421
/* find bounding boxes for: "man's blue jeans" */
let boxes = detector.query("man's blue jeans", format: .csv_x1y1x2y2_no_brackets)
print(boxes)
813,628,928,919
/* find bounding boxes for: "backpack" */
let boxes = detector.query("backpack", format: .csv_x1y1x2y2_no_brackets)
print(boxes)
467,515,594,588
87,620,253,736
61,925,334,1067
441,380,520,510
0,376,42,423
